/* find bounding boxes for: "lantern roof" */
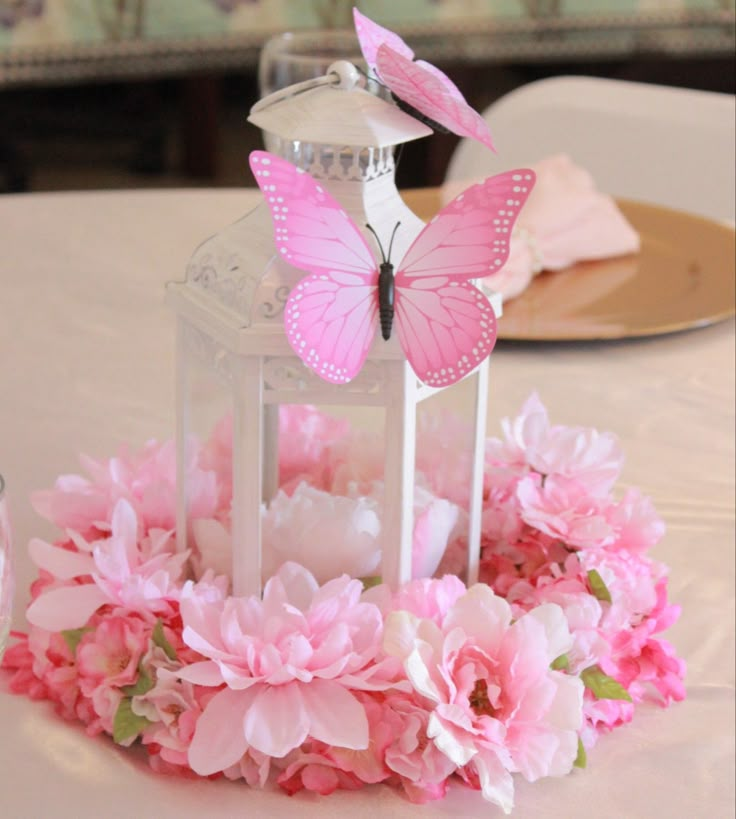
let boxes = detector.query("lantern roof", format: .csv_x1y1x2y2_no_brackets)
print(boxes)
248,83,432,148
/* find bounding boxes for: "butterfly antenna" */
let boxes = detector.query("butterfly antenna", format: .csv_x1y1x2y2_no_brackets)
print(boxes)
387,222,401,262
365,223,387,263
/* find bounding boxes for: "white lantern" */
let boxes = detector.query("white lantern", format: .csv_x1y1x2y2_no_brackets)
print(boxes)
167,66,500,596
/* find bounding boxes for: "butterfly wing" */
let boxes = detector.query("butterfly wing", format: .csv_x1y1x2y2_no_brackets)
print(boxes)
394,170,535,387
376,44,494,150
353,7,414,70
249,151,379,384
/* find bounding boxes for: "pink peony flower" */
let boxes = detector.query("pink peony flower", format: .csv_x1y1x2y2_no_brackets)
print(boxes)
26,499,188,630
279,405,350,490
517,473,616,549
390,575,467,624
487,393,623,495
606,489,666,553
415,410,475,508
32,439,218,537
177,563,389,772
384,584,583,813
379,692,456,802
277,748,364,795
261,484,382,583
506,573,609,675
326,430,386,496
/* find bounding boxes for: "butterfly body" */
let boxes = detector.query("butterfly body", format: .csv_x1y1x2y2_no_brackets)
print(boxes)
377,260,395,341
249,150,534,387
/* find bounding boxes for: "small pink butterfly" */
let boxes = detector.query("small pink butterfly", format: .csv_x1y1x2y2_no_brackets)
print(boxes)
249,150,534,387
353,8,495,150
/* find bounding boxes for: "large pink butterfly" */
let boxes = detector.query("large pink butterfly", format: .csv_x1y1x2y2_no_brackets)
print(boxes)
353,8,494,150
249,150,534,387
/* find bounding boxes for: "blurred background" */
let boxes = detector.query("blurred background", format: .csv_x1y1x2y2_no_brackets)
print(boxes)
1,0,734,194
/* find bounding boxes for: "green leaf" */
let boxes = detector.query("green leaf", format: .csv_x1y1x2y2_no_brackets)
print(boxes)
587,569,612,603
151,619,177,661
551,653,570,671
581,665,632,702
574,737,587,769
121,665,155,697
112,698,152,744
61,627,92,656
360,575,383,590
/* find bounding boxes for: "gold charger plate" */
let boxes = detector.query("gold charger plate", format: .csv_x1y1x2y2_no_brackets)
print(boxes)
403,191,735,340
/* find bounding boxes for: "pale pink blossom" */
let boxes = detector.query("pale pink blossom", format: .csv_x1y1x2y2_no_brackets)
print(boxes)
599,579,685,706
77,616,148,694
390,575,467,624
279,405,350,490
134,671,203,767
277,748,364,795
326,430,385,495
606,489,666,553
277,693,390,795
578,549,663,633
26,499,188,630
189,515,233,580
33,439,218,537
506,574,609,674
402,488,460,580
261,484,382,583
1,633,50,701
517,474,616,549
488,393,623,495
177,563,388,772
481,471,526,547
379,692,456,802
88,683,125,738
222,749,273,787
415,410,474,508
384,585,583,813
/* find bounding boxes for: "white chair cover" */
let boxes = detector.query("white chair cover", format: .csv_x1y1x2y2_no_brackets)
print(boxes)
445,76,735,223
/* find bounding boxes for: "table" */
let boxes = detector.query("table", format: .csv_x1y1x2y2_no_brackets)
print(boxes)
0,188,733,818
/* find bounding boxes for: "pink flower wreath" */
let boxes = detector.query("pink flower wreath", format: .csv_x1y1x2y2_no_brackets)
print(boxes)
2,394,685,813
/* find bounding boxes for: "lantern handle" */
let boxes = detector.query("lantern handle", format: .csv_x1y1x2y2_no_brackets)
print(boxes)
251,60,362,115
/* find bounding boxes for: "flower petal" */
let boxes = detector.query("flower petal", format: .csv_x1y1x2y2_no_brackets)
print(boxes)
28,538,95,579
244,683,309,758
299,679,369,750
26,584,108,630
473,746,515,814
523,603,573,663
188,686,255,775
174,660,225,687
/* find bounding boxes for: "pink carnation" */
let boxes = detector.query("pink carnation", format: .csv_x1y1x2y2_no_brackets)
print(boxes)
177,563,389,772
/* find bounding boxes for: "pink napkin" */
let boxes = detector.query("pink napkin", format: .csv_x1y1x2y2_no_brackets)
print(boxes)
481,154,640,300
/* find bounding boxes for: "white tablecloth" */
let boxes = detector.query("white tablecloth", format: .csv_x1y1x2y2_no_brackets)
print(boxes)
0,190,733,818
